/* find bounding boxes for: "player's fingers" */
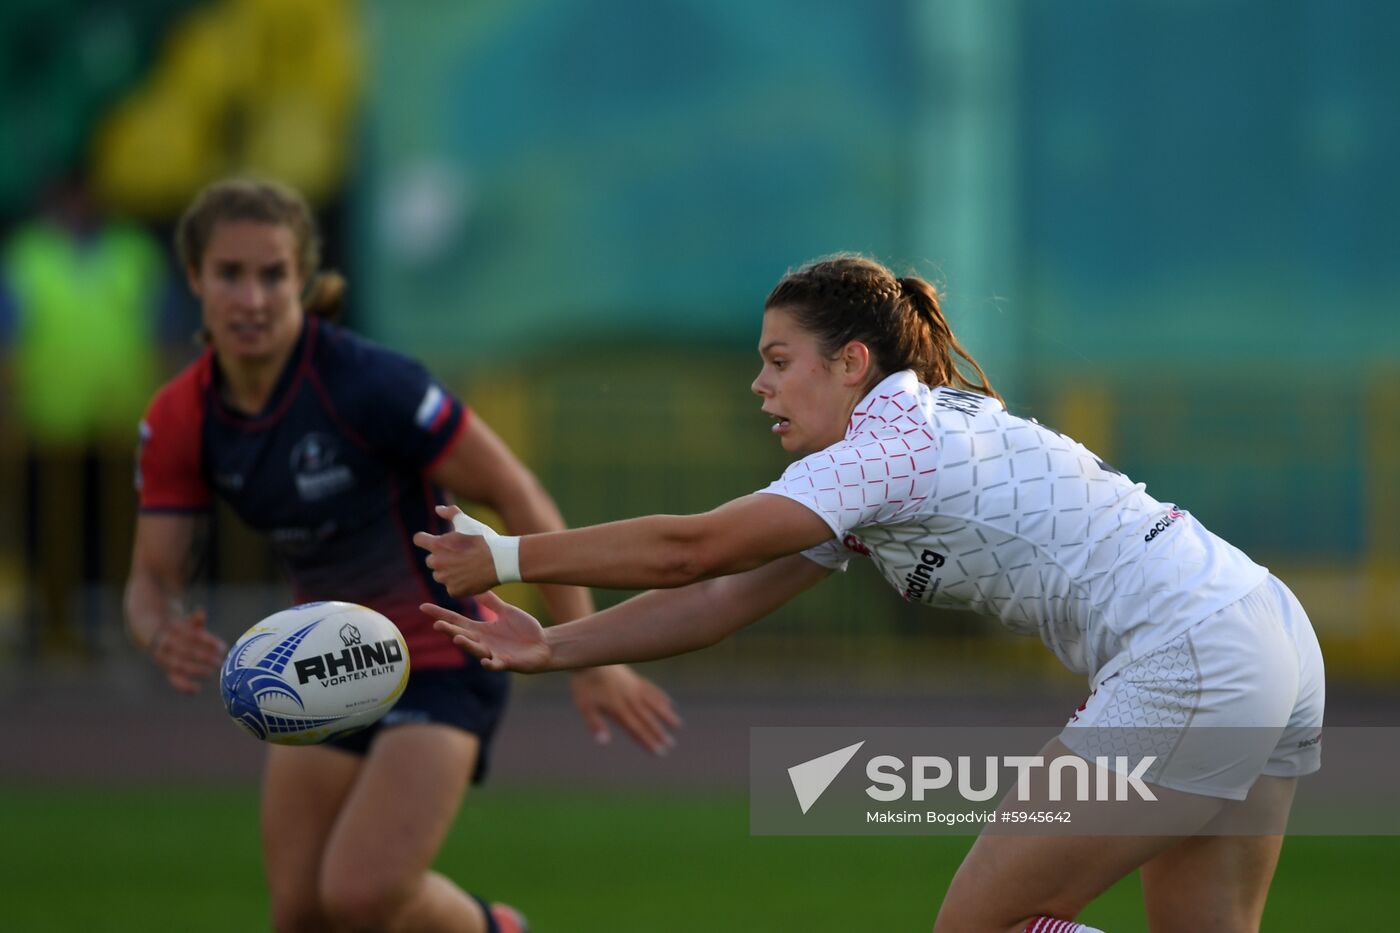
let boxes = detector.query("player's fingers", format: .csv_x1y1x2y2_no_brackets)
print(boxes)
191,645,225,669
450,511,497,537
625,682,680,744
474,590,506,610
634,702,677,750
431,618,471,639
421,602,474,627
450,633,491,659
438,621,483,646
194,629,227,653
574,696,611,745
167,671,200,694
189,661,221,682
412,531,441,552
471,591,515,622
612,704,670,756
420,602,466,622
170,639,217,669
436,504,462,519
162,633,198,666
173,626,220,658
643,686,684,730
168,656,213,684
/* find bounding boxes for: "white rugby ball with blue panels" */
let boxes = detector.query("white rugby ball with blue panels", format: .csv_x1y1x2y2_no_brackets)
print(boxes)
220,601,409,745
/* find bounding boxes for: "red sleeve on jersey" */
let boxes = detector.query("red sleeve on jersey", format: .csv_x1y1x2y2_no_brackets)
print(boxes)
422,404,472,475
137,354,213,511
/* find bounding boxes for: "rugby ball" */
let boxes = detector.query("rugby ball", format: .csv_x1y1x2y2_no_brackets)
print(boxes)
219,601,410,745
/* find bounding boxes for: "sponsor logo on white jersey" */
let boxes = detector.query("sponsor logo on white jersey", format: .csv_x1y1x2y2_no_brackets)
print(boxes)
1144,507,1186,543
902,549,946,601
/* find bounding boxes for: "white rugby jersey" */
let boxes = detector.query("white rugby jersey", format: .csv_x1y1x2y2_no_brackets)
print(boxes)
758,370,1267,677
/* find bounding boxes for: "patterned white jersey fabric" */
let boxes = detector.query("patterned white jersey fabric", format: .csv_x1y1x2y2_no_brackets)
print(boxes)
758,370,1268,678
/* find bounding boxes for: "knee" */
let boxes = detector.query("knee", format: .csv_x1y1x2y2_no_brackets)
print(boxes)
319,866,411,932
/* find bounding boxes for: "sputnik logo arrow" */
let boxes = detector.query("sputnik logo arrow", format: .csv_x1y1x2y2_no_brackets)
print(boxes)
787,741,865,814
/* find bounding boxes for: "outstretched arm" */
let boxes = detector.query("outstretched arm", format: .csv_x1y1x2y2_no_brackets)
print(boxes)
422,552,833,673
428,414,681,752
415,492,835,597
428,415,597,624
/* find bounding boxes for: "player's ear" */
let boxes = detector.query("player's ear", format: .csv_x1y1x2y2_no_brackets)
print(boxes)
839,340,872,386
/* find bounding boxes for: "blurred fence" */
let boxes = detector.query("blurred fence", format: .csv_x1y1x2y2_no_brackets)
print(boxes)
9,349,1390,684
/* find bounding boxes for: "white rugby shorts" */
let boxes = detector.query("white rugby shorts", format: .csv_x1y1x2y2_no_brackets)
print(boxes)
1060,574,1325,800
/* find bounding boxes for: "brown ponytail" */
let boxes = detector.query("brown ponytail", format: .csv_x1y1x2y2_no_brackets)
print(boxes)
302,271,347,322
765,254,1002,404
893,275,999,402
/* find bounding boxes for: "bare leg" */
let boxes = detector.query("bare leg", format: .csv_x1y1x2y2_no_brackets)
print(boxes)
933,739,1226,933
261,744,361,932
317,724,488,933
1139,776,1296,933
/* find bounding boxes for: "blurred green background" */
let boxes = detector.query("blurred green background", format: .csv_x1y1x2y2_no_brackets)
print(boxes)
3,0,1398,673
1,0,1398,929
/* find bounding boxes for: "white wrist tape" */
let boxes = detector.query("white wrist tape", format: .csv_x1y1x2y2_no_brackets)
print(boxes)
487,535,521,584
452,512,522,584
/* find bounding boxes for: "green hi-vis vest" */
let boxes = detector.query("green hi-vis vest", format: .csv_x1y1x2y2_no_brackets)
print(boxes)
3,222,163,444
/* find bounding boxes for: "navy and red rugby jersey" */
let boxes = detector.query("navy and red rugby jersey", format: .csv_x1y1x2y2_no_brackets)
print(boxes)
137,317,482,669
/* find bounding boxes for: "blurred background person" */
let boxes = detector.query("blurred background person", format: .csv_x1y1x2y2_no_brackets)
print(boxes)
1,173,166,657
125,176,675,933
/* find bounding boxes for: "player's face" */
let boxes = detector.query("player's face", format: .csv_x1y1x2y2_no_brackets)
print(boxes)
190,221,305,364
752,307,856,455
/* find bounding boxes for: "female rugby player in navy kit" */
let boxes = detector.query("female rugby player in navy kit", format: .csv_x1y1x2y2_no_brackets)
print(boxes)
419,255,1325,933
123,178,679,933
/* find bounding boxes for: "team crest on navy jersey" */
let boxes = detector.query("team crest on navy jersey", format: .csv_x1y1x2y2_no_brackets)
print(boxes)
290,432,355,501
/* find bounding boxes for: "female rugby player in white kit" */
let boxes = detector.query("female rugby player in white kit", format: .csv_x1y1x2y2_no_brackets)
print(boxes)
414,254,1324,933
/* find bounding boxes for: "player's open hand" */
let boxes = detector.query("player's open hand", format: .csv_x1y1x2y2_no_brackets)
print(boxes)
150,608,227,695
413,505,499,596
569,665,682,757
422,592,552,673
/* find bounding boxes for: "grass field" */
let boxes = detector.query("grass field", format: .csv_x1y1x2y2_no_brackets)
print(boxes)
0,786,1393,931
